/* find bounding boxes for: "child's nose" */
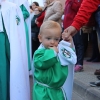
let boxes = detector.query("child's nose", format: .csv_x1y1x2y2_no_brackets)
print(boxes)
51,39,55,44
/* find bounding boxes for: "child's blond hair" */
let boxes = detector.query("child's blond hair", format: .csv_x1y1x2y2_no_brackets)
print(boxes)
39,21,62,34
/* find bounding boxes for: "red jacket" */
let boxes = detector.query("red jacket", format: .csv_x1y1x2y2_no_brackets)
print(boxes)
71,0,100,30
63,0,83,29
37,10,45,27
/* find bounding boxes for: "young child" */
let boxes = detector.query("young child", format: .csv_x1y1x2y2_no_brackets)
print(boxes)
33,20,77,100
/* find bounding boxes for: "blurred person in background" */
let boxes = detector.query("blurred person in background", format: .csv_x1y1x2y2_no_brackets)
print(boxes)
80,12,100,62
62,0,100,76
63,0,83,72
31,6,42,56
43,0,63,25
30,5,33,13
62,0,83,100
86,28,100,62
30,1,39,20
35,0,51,28
31,1,39,11
62,0,100,41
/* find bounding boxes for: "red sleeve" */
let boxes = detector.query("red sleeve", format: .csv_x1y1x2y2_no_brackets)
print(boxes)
37,11,45,22
71,0,100,30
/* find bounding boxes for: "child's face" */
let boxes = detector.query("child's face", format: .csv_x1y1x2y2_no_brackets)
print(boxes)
34,8,40,15
38,28,61,48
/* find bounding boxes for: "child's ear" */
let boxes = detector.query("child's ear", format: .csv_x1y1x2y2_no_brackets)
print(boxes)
38,34,42,43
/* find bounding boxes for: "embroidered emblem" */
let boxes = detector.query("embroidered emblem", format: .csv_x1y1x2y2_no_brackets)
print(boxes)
16,15,20,25
61,48,71,58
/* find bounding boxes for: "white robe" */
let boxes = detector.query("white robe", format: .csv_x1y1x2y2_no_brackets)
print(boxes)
62,41,76,100
63,65,75,100
1,1,30,100
8,0,32,69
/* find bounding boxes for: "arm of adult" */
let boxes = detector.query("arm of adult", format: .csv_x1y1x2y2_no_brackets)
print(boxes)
62,0,100,40
72,0,100,30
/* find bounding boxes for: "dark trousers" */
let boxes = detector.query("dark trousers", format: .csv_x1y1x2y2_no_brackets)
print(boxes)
83,33,89,53
31,39,40,57
95,9,100,52
73,30,84,65
96,26,100,52
90,30,100,59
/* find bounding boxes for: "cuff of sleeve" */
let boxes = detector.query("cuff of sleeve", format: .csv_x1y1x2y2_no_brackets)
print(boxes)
71,21,82,31
54,50,57,57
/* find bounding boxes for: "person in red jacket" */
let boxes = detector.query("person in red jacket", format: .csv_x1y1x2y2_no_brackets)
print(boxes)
62,0,100,39
63,0,84,72
35,0,51,27
62,0,100,73
63,0,83,29
36,8,46,27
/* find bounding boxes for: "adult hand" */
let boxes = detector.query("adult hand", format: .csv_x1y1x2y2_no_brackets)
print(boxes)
62,26,78,41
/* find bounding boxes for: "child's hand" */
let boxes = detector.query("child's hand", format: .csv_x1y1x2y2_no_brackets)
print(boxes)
62,34,73,47
49,46,59,53
62,33,72,42
66,35,72,43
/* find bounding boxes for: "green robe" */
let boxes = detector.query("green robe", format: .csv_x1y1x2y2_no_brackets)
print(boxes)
20,4,31,70
0,18,10,100
33,49,68,100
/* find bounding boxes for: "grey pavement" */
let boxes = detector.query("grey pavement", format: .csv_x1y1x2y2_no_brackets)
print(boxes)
72,60,100,100
72,91,83,100
30,59,100,100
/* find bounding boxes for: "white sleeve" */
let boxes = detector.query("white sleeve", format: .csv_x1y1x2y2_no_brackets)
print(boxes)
58,40,77,66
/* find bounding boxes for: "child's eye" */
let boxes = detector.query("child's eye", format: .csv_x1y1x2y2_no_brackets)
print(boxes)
55,38,60,41
46,37,51,40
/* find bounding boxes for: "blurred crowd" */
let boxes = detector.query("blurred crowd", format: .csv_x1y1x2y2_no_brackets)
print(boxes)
30,0,100,73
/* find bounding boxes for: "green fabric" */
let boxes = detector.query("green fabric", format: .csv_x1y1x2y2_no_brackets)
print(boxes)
33,48,68,100
20,4,31,70
0,19,10,100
